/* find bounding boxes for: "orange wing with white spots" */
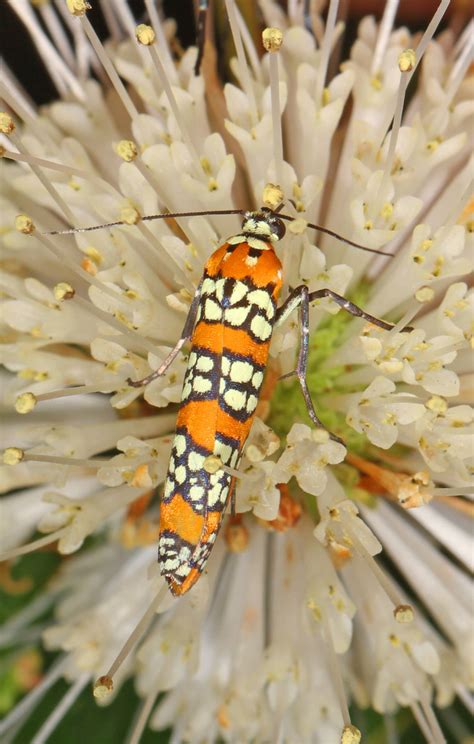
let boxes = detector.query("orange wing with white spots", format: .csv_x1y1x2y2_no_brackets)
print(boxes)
159,239,283,595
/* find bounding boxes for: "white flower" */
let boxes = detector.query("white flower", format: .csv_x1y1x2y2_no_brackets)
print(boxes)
0,3,472,744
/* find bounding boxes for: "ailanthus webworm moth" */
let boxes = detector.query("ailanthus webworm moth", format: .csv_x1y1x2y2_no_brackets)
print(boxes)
44,203,403,596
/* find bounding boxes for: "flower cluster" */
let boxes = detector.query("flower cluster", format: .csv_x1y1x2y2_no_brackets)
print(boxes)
0,1,472,743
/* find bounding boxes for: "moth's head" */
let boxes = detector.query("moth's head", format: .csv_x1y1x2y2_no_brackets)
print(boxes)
241,208,286,242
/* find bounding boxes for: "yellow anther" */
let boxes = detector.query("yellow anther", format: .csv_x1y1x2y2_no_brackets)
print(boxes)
363,220,373,230
0,112,15,135
135,23,156,45
15,214,35,235
380,202,393,219
85,246,102,264
262,183,284,210
53,282,75,302
93,676,113,700
341,725,362,744
66,0,91,16
262,27,283,53
288,218,307,235
120,206,141,225
415,286,434,303
3,447,24,465
203,455,223,474
224,521,249,552
116,140,138,162
398,49,416,72
394,604,414,623
426,395,448,415
15,392,37,414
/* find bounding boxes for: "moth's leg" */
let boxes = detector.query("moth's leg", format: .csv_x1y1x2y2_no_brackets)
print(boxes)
276,285,344,445
127,281,202,388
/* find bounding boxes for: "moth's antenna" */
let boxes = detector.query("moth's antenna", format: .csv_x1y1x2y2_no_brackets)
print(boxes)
41,207,393,257
278,213,394,257
41,208,245,236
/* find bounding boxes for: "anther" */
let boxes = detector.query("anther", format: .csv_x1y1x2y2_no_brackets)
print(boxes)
263,183,284,210
15,392,37,415
398,48,416,73
394,604,414,624
415,286,434,303
3,447,24,465
66,0,91,16
341,724,362,744
15,214,35,235
135,24,156,46
116,140,138,162
93,675,113,700
203,455,223,474
120,206,141,225
53,282,75,301
0,112,15,135
262,27,283,53
426,396,448,415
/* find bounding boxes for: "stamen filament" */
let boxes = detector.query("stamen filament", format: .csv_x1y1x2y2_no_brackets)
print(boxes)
146,44,201,166
39,1,75,69
352,536,412,619
268,44,284,186
419,694,447,744
10,133,76,224
34,384,116,402
225,0,258,126
321,616,350,727
22,453,107,467
314,0,339,110
144,0,178,83
7,0,84,100
127,686,160,744
3,149,117,194
94,584,168,697
371,0,400,75
446,30,474,105
0,657,68,737
30,674,90,744
80,15,138,119
0,529,68,563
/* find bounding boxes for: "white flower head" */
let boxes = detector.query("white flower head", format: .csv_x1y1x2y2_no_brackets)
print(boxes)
0,3,472,744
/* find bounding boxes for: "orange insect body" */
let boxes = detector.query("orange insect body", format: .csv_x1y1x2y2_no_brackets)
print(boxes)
159,212,284,595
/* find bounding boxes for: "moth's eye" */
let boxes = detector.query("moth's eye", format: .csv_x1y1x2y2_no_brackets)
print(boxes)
271,218,286,240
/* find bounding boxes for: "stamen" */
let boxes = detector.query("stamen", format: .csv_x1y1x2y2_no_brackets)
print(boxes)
225,0,258,126
3,148,117,194
30,674,90,744
352,535,414,622
127,686,160,744
136,26,201,167
419,694,448,744
143,0,178,84
432,486,472,497
20,452,108,468
262,28,285,187
0,529,68,563
38,0,75,69
0,657,68,737
7,128,76,223
378,49,415,207
16,217,142,310
21,384,115,406
411,701,437,742
321,616,353,733
371,0,400,75
314,0,340,110
7,0,84,100
93,584,168,700
235,3,262,82
202,454,249,480
77,12,139,119
411,0,451,78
